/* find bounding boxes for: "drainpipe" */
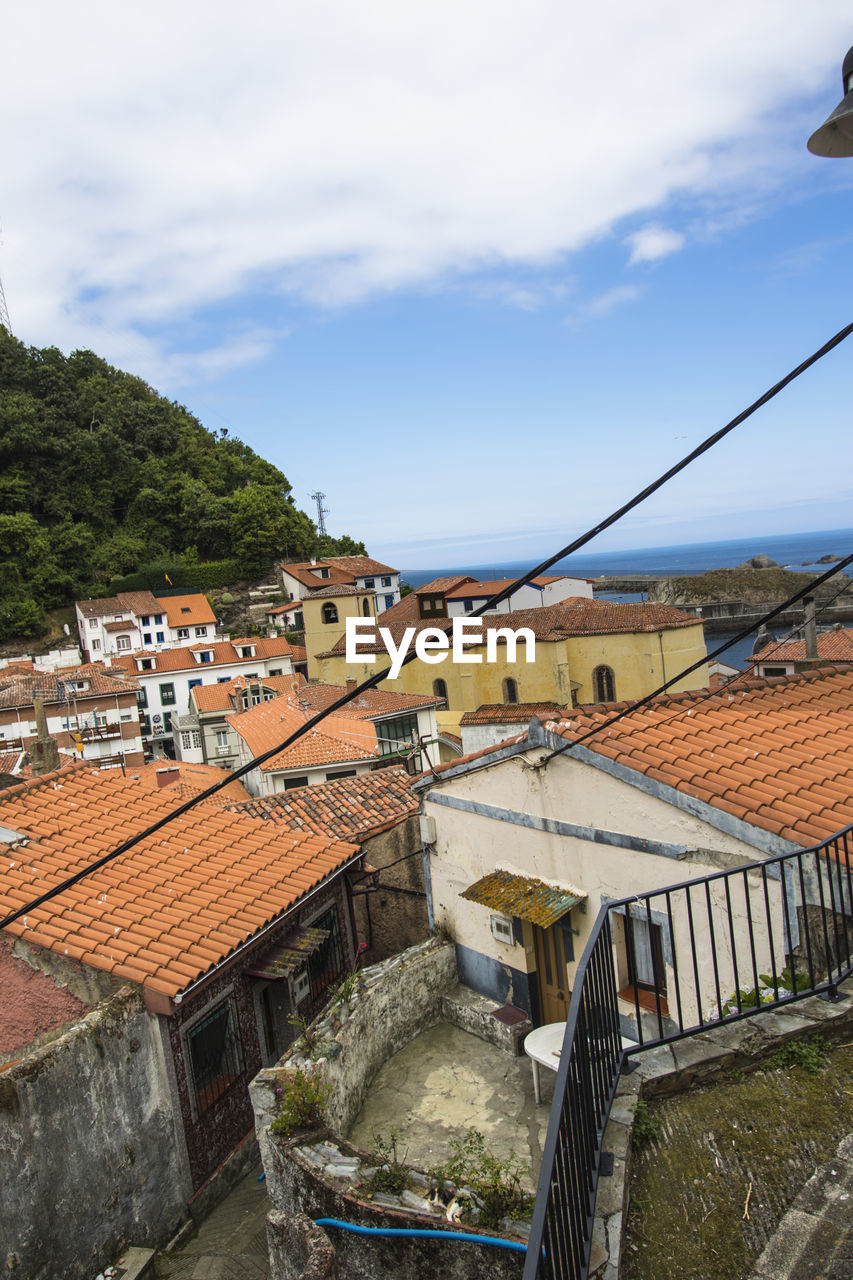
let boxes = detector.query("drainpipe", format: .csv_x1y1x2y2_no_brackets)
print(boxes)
803,596,819,661
419,813,436,932
657,631,667,685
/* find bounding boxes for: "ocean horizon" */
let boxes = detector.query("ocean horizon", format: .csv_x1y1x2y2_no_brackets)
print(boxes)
400,526,853,590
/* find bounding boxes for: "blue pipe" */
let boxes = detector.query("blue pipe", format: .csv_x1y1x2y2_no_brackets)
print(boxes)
314,1218,527,1253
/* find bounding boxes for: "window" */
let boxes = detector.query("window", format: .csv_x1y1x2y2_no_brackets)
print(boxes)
762,665,788,677
163,712,172,732
625,915,666,995
181,606,192,614
142,633,152,644
120,712,133,722
116,636,131,651
185,998,244,1115
159,683,176,705
318,567,330,579
364,577,375,588
362,598,371,617
269,668,282,676
140,615,151,626
325,769,357,781
376,712,419,757
381,576,391,587
177,627,189,640
195,626,207,637
384,594,394,609
432,678,448,706
322,603,339,625
181,730,202,750
593,665,615,702
239,646,255,658
91,638,101,651
139,658,154,670
197,651,213,663
137,689,148,709
284,775,310,790
215,730,230,756
188,678,202,690
89,618,98,629
154,614,163,625
139,715,151,735
155,631,165,643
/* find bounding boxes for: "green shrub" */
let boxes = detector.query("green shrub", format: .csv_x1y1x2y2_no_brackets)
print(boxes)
765,1034,829,1075
365,1129,410,1195
632,1098,659,1148
269,1067,330,1136
432,1128,533,1229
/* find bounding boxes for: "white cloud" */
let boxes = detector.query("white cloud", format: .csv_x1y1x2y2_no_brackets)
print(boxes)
626,225,686,265
571,285,642,321
2,2,850,381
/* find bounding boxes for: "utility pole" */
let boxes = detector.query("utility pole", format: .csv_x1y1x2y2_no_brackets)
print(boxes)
0,273,11,334
310,490,329,538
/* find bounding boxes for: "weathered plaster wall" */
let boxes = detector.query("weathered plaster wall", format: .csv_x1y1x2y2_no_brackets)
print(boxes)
0,935,89,1062
0,985,188,1280
422,746,788,1028
353,816,430,963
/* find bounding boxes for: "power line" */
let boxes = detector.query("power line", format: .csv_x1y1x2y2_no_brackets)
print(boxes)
2,322,852,930
536,554,853,764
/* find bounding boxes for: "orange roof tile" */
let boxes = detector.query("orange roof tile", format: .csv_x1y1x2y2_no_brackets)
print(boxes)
459,702,564,725
109,637,293,676
160,594,217,628
443,576,569,599
750,629,853,665
126,761,251,804
227,700,379,771
232,766,417,842
0,767,358,998
543,666,853,848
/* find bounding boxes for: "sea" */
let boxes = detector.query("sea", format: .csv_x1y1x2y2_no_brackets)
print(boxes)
400,526,853,672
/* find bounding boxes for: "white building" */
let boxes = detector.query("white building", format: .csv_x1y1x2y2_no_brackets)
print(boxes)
279,555,401,615
443,575,593,617
76,591,220,662
109,637,295,757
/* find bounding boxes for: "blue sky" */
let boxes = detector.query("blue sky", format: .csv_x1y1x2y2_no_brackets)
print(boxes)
5,3,853,568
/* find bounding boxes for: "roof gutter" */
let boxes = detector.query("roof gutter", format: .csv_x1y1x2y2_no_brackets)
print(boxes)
170,848,364,1006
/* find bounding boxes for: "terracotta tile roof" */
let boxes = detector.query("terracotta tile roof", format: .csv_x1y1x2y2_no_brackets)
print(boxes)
0,751,24,775
290,645,307,664
0,665,140,707
104,620,137,634
126,761,251,804
544,666,853,848
413,576,477,596
231,766,417,842
191,674,303,714
293,682,441,719
0,766,359,999
318,599,701,657
109,637,293,676
76,591,160,619
459,702,564,725
281,563,355,590
370,592,421,625
306,584,366,599
227,700,379,771
321,555,398,577
444,576,566,599
460,869,585,927
161,594,217,628
750,629,853,664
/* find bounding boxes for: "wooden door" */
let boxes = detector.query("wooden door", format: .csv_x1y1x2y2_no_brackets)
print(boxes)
533,922,571,1024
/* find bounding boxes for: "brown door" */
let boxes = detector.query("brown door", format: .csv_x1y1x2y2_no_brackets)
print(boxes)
533,922,571,1024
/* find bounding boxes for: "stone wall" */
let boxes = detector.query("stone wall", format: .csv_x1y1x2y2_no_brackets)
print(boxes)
0,985,188,1280
250,939,531,1280
354,817,430,963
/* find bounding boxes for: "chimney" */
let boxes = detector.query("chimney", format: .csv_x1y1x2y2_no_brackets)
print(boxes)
803,596,819,661
30,694,61,777
155,765,181,788
346,677,357,693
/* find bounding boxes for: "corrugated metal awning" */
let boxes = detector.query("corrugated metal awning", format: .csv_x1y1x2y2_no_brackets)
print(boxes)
246,926,330,980
460,870,585,928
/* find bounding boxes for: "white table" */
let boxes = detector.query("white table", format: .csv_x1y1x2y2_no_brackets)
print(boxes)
524,1022,566,1103
524,1022,638,1103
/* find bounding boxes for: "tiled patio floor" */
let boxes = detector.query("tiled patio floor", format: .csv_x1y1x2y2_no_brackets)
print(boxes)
346,1022,555,1190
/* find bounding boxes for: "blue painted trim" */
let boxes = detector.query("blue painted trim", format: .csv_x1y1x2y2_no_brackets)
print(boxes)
426,792,690,860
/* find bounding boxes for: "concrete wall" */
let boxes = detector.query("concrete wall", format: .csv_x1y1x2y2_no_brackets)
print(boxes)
0,985,188,1280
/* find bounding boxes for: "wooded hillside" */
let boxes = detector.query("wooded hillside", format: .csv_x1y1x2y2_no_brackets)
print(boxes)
0,331,362,640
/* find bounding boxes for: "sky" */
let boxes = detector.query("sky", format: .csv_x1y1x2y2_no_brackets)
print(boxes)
4,3,853,569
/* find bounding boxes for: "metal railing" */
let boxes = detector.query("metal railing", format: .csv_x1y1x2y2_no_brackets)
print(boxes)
523,825,853,1280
